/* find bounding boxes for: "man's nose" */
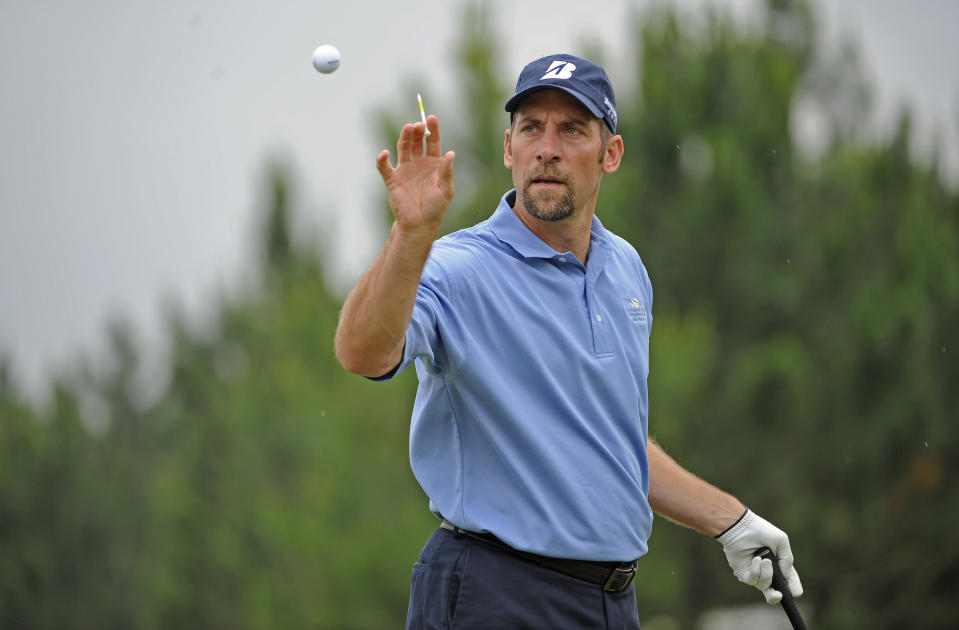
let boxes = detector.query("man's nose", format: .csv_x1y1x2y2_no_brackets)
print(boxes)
536,129,561,162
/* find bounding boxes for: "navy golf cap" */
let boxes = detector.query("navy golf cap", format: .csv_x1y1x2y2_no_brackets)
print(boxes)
505,54,618,133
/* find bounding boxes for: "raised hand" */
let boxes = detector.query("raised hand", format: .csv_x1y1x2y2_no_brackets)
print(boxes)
376,115,456,236
334,115,455,377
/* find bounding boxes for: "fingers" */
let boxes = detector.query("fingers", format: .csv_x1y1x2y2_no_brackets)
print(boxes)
382,122,427,181
755,556,802,604
396,123,416,164
737,557,781,605
424,115,442,157
776,547,803,597
739,556,772,589
756,556,773,591
440,150,455,187
397,120,437,162
763,587,783,605
751,557,778,604
396,115,445,163
784,562,804,598
375,149,393,183
379,118,453,193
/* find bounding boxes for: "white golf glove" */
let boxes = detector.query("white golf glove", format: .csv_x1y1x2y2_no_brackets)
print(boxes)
716,509,803,604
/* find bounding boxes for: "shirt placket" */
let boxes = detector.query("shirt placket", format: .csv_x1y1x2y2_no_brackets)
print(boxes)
584,237,612,357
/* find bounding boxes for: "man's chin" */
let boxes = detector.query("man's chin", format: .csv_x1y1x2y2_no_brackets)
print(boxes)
518,179,572,214
522,194,574,222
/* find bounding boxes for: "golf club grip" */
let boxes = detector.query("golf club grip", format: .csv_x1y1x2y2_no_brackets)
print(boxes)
754,547,807,630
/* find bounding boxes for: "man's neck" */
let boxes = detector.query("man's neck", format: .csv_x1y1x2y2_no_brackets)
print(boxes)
512,202,595,264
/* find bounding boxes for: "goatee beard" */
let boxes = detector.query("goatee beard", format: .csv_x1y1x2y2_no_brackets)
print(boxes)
522,174,575,222
523,190,575,222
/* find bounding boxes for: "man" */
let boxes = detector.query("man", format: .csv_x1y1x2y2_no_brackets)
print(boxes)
335,54,802,629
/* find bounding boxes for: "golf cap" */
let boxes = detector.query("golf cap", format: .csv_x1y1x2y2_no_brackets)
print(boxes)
505,54,618,133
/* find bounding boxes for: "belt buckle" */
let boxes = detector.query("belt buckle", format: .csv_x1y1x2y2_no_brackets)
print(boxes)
602,564,636,592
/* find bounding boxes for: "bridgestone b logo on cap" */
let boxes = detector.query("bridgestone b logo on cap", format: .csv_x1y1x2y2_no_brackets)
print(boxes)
541,60,576,80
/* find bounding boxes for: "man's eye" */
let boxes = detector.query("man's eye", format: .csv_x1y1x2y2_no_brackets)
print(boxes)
566,127,581,135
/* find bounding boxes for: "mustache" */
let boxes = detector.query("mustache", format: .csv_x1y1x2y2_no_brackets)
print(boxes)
524,168,570,187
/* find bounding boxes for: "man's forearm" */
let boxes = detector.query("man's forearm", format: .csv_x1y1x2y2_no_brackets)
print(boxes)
334,222,438,377
646,439,745,537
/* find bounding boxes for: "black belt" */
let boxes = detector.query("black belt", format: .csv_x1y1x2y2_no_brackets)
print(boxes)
440,520,637,592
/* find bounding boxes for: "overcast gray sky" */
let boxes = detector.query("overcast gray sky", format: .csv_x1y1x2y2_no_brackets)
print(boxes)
2,0,957,401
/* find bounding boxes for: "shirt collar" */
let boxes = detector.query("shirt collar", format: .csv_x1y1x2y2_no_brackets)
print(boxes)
489,189,610,260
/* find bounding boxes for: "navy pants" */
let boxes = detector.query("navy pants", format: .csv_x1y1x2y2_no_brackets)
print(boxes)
406,527,641,630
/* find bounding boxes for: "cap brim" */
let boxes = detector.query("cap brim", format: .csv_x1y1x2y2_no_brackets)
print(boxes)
505,85,606,121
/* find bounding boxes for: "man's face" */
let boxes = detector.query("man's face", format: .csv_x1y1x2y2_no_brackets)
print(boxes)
504,89,621,223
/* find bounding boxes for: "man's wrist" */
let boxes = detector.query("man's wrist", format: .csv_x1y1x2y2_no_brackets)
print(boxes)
386,221,442,264
715,508,750,540
392,216,444,242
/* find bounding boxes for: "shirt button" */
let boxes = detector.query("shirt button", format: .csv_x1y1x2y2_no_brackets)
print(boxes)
558,257,566,262
596,314,603,322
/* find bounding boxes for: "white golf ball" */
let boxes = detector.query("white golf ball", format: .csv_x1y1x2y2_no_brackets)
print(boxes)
312,44,341,74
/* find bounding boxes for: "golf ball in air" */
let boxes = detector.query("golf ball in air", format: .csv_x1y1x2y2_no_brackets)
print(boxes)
312,44,340,74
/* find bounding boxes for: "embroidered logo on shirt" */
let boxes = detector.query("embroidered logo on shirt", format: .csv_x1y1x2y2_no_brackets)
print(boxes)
625,297,647,323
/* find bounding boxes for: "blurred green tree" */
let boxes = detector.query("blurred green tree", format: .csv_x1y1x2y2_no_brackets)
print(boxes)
595,1,959,628
136,164,433,630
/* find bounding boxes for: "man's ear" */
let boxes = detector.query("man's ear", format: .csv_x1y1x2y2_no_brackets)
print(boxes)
504,128,513,169
601,134,624,175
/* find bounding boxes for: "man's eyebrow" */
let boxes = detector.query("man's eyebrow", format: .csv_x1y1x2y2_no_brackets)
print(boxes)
564,117,591,128
514,115,592,128
515,114,542,126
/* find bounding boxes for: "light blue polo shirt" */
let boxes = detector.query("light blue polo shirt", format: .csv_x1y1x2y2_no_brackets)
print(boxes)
380,190,654,561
